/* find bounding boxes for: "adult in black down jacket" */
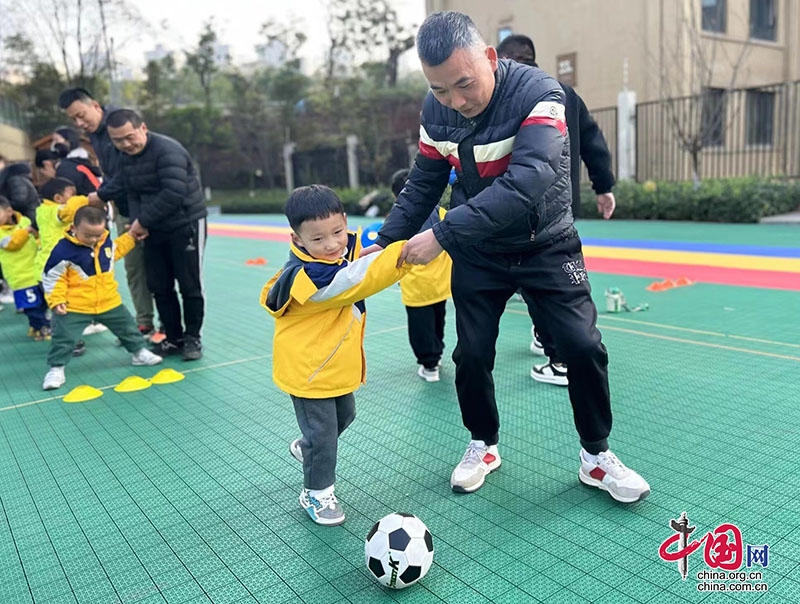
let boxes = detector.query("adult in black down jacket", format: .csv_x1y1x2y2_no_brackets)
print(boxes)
58,87,155,335
0,161,40,228
496,34,616,219
106,109,207,362
369,12,649,503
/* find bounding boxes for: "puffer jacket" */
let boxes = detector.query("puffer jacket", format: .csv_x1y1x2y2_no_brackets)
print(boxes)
0,163,40,228
262,232,410,398
56,157,103,196
377,59,574,254
116,133,207,233
400,207,452,307
92,104,129,214
42,229,135,314
0,212,39,290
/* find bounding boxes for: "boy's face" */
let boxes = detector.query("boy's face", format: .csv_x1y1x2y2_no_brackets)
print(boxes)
0,206,13,225
292,213,349,262
54,186,77,204
73,221,107,247
40,160,57,179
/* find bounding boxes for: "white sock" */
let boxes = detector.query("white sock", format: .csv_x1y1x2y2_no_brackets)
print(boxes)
308,485,334,499
470,439,487,449
583,450,599,464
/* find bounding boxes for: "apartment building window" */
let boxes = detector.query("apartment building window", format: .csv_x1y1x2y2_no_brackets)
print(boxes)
746,89,775,145
701,88,726,146
702,0,726,33
750,0,777,41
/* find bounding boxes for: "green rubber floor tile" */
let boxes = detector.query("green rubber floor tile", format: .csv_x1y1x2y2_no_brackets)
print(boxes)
204,580,251,603
160,581,207,604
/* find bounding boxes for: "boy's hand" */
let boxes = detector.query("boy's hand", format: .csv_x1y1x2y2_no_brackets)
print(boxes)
397,229,443,268
359,243,383,258
53,303,67,315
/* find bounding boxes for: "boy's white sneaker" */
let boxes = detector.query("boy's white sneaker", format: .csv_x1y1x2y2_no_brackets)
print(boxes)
131,349,163,366
82,322,108,335
299,489,345,526
530,326,545,355
43,367,66,390
450,440,501,493
578,449,651,503
417,365,440,382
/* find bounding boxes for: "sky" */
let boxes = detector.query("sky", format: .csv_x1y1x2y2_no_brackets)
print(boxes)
122,0,427,73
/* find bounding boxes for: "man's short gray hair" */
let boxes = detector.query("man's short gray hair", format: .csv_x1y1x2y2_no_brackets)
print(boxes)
416,11,485,67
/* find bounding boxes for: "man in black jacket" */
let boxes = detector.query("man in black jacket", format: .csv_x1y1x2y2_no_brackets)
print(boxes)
106,109,207,361
365,11,649,502
496,34,616,387
58,88,157,338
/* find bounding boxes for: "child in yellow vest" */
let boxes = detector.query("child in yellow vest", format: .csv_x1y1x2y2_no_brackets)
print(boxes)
391,169,453,382
36,178,90,277
0,196,51,340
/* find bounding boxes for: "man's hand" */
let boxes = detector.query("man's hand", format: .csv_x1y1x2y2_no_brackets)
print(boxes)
129,219,149,241
359,243,383,258
597,192,616,219
397,229,443,268
53,303,67,315
87,192,103,207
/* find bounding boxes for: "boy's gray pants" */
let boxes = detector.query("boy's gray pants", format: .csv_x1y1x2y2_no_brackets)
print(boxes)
291,393,356,490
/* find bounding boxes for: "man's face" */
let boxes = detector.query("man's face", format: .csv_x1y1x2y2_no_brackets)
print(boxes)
65,100,104,133
108,122,149,155
423,46,498,119
291,213,349,262
73,221,107,247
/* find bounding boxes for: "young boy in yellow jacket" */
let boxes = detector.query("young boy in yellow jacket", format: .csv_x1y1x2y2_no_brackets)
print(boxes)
391,169,453,382
261,185,410,526
0,196,51,340
35,177,88,277
41,205,163,390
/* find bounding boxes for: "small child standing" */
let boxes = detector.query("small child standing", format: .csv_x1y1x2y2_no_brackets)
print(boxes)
261,185,409,526
41,205,163,390
391,169,453,382
35,177,87,278
0,196,51,340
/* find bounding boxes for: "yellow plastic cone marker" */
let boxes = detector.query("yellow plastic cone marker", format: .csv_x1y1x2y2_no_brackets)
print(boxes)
63,385,104,403
150,368,185,385
114,376,152,393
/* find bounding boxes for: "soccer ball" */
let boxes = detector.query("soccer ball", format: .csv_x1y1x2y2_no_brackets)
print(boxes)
365,512,434,589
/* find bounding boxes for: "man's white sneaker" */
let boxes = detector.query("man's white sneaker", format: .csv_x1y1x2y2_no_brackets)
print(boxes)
417,365,440,382
289,438,304,463
530,326,545,355
82,322,108,336
531,362,569,386
450,440,501,493
43,366,66,390
131,349,163,366
578,449,650,503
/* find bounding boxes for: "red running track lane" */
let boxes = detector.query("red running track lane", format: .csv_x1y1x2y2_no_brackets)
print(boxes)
208,226,800,291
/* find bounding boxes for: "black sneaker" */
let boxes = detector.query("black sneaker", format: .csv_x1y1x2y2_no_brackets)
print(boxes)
152,339,183,356
72,340,87,357
182,336,202,361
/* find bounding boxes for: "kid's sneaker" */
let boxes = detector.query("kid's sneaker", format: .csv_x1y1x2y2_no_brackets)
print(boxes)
530,326,545,355
578,449,650,503
131,348,163,366
299,489,345,526
450,440,501,493
82,322,108,335
289,439,304,463
530,362,568,386
43,366,66,390
417,365,440,382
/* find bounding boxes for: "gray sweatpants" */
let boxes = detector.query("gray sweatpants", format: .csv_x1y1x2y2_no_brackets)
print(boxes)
291,393,356,490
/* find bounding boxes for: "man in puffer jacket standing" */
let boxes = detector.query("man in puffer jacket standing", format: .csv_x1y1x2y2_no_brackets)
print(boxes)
364,11,650,503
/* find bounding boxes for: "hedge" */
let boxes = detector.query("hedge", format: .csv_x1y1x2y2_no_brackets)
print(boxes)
213,177,799,223
578,177,800,223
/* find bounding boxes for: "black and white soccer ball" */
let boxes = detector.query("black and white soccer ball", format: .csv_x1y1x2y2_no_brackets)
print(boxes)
365,512,434,589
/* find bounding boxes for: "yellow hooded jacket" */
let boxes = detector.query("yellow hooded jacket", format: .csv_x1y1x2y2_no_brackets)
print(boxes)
261,232,410,398
0,212,40,290
400,207,452,307
35,196,90,277
42,230,135,314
